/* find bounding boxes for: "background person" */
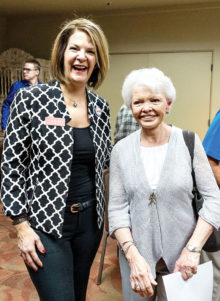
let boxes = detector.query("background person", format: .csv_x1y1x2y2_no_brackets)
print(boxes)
201,109,220,301
114,103,140,144
108,67,220,300
1,58,41,132
1,18,111,301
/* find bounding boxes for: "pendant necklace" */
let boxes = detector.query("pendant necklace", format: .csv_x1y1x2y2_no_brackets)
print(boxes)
63,92,78,108
149,192,156,206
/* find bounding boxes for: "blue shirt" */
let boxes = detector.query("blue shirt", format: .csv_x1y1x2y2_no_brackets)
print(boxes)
203,109,220,161
1,80,41,130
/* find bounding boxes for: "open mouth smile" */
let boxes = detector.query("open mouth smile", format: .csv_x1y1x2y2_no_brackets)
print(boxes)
73,65,87,71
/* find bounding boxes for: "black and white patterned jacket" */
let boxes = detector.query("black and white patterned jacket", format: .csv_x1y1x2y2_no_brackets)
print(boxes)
1,81,111,238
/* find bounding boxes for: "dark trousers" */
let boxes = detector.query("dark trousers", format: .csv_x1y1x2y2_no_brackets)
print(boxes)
27,204,103,301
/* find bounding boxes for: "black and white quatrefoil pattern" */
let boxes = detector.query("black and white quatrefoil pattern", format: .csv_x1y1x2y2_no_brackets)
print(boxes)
1,81,111,238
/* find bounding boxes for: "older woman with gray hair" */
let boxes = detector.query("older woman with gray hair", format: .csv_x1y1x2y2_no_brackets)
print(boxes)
108,67,220,300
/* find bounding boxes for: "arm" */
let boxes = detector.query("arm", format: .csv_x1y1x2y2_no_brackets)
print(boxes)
174,133,220,279
108,146,156,297
1,88,32,214
194,133,220,229
1,82,20,130
1,88,45,270
207,156,220,187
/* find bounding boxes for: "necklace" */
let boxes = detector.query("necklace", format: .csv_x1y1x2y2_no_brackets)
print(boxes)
62,92,78,108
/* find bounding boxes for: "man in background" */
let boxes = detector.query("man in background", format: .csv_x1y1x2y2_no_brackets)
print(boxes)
202,109,220,301
114,104,140,144
1,58,41,133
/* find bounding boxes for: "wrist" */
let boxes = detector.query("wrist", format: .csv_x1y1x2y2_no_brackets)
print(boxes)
185,244,201,254
14,220,31,232
125,245,139,262
11,214,30,226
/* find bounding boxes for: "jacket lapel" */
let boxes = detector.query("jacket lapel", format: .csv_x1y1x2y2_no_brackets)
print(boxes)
53,81,71,124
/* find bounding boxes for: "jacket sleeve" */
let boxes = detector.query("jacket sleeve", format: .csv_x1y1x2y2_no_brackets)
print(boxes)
108,144,131,237
1,88,32,217
1,82,21,130
194,133,220,230
104,103,112,169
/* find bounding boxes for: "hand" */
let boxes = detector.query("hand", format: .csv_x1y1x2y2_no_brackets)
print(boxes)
15,221,46,271
174,247,200,280
126,246,157,297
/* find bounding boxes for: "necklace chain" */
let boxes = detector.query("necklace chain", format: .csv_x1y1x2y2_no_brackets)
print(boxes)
62,92,78,108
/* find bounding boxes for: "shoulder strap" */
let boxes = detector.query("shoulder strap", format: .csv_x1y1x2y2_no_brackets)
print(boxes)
182,130,197,189
182,130,195,162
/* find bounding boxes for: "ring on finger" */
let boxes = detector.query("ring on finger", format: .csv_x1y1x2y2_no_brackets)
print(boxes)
186,271,193,277
135,282,140,290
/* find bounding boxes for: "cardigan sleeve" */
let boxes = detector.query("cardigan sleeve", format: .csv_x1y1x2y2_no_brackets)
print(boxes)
108,144,131,237
1,88,32,217
193,133,220,230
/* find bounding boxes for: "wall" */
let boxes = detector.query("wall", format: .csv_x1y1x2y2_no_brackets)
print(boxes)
2,6,220,120
0,17,7,52
5,15,65,59
94,7,220,120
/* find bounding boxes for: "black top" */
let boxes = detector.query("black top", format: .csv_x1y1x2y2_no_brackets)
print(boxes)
66,126,96,202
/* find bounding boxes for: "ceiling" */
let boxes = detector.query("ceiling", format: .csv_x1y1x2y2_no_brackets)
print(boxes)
1,0,220,16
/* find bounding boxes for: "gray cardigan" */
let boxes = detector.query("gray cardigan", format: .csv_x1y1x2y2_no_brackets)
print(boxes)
108,126,220,277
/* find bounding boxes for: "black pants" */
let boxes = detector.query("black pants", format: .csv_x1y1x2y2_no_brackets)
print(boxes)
27,204,103,301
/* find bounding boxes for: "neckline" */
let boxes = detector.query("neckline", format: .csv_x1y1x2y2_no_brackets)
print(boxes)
135,125,175,192
141,143,168,150
72,125,90,130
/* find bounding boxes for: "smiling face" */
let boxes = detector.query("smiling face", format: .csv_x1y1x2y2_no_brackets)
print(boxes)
130,86,172,130
63,30,96,87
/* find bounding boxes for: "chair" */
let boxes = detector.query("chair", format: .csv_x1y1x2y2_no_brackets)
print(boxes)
97,169,109,285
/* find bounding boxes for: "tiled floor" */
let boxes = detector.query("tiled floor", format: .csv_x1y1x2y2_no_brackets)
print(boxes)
0,210,122,301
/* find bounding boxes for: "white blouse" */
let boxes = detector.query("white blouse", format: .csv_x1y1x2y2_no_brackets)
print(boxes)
140,143,168,189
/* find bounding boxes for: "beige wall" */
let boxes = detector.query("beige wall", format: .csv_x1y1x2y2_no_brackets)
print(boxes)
94,8,220,120
2,6,220,121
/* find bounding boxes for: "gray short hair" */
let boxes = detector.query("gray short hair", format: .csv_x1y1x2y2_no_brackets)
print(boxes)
121,67,176,107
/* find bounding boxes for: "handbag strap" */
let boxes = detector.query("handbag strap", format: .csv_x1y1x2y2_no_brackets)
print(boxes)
182,130,197,188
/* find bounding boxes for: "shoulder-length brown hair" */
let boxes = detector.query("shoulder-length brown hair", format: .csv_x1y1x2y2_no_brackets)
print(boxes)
50,18,109,89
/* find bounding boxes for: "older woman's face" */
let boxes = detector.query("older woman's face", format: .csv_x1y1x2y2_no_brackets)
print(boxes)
63,30,96,87
130,86,171,130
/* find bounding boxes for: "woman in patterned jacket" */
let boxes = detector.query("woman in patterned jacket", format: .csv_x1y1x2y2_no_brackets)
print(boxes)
1,18,111,301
